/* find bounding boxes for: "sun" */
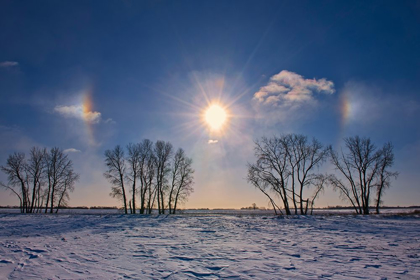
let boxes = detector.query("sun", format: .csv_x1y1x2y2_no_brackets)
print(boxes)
205,104,227,130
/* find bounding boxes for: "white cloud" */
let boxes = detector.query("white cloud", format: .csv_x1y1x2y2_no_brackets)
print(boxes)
54,105,101,124
104,118,116,124
253,70,335,124
208,139,219,144
254,70,335,104
0,61,19,67
64,148,81,153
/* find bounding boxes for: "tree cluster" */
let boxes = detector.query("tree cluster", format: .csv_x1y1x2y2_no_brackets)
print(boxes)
0,147,79,213
247,134,397,215
104,140,194,214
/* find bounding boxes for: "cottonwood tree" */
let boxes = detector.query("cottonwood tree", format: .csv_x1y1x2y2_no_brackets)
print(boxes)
247,134,329,215
137,139,155,214
27,147,47,213
308,174,330,215
1,147,78,213
55,169,79,212
127,143,141,214
329,136,397,215
104,140,194,215
1,152,28,212
375,143,398,214
154,141,173,214
284,134,330,214
45,147,78,213
247,136,292,215
104,145,128,214
168,148,194,214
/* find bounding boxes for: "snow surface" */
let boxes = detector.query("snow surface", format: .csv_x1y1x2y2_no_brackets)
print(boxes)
0,213,419,279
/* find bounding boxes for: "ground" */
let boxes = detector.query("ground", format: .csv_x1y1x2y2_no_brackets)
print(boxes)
0,213,419,279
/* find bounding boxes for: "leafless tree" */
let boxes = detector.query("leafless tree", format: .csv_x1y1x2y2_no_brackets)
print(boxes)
247,134,328,215
168,148,194,214
27,147,47,213
137,139,155,214
308,174,330,215
104,140,193,215
44,147,77,213
144,152,156,214
285,134,329,214
1,147,78,213
247,136,292,215
375,143,398,214
55,169,79,212
247,163,284,215
154,141,173,214
1,152,29,212
127,143,141,214
329,136,397,215
104,145,128,214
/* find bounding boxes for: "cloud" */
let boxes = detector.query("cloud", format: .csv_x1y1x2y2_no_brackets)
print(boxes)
54,105,101,124
254,70,335,104
104,118,116,124
0,61,19,67
253,70,335,124
208,139,219,144
63,148,81,153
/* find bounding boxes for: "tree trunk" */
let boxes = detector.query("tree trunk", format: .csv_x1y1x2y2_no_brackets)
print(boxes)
132,181,136,214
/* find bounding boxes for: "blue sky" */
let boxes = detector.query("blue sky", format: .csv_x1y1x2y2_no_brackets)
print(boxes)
1,0,419,208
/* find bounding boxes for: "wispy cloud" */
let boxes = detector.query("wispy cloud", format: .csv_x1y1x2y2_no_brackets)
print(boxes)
208,139,219,144
253,70,335,124
64,148,81,153
104,118,116,124
0,61,19,68
54,105,101,124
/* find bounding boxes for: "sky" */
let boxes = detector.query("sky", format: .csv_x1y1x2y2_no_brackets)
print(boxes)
0,0,419,209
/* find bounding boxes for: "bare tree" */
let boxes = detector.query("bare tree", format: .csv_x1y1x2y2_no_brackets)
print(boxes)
247,163,284,215
329,136,397,215
375,143,398,214
55,169,79,212
285,134,329,214
168,148,194,214
137,139,155,214
27,147,46,213
308,174,330,215
104,145,128,214
127,143,141,214
1,153,29,212
154,141,173,214
247,136,292,215
1,147,78,213
144,151,156,214
44,148,76,213
247,134,329,215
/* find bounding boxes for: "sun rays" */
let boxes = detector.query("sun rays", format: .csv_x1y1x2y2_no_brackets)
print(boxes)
204,104,227,131
151,71,255,144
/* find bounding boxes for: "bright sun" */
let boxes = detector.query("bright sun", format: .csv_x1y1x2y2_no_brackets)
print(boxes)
205,104,227,130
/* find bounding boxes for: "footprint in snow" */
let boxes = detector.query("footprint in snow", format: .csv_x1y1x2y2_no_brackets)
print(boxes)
364,264,381,268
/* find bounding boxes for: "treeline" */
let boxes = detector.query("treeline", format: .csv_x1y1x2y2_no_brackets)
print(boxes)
248,134,398,215
0,147,79,213
104,139,194,214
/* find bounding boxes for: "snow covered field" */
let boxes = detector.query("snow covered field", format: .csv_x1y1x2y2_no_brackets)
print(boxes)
0,213,419,279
